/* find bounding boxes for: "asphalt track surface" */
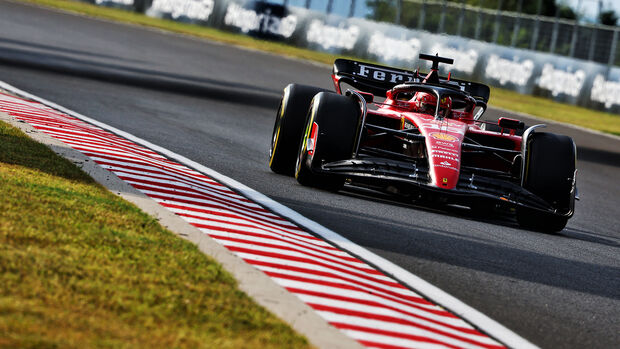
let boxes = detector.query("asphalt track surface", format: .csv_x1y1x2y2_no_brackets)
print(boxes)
1,2,619,348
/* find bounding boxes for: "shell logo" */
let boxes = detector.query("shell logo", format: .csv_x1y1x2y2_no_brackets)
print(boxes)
429,132,458,142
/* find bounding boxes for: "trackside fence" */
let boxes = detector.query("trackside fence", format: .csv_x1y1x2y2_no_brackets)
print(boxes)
83,0,620,114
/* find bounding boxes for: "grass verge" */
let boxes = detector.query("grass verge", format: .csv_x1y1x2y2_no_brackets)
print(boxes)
491,89,620,136
14,0,620,136
0,119,309,348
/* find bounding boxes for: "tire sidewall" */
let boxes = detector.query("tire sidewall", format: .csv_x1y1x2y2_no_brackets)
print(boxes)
269,84,330,175
295,92,360,190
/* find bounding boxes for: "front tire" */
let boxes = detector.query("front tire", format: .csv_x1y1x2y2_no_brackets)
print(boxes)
517,132,576,233
269,84,330,176
295,92,360,191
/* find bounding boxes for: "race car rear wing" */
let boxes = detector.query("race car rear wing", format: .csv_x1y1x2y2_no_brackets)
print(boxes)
332,59,490,103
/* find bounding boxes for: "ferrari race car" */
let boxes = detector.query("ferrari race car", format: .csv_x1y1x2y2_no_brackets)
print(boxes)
269,54,577,232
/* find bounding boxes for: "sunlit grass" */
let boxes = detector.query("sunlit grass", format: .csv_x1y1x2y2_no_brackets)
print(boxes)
0,120,310,348
490,88,620,136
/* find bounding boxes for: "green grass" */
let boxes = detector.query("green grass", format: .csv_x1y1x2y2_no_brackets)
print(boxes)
491,88,620,136
0,120,310,348
16,0,620,136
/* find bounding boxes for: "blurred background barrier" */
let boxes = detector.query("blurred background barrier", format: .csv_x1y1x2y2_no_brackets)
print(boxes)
83,0,620,114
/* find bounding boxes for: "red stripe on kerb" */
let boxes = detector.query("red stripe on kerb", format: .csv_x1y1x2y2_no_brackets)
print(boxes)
337,321,478,349
312,304,498,348
0,92,506,349
189,220,350,255
198,226,369,266
160,202,305,233
116,175,255,204
259,269,428,307
228,246,403,288
143,192,288,227
317,291,484,335
260,264,441,312
87,159,227,190
172,210,312,238
129,182,268,212
286,287,458,319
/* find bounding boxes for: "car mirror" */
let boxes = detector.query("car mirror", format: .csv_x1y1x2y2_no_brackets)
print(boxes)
346,90,374,103
357,91,374,103
499,117,525,130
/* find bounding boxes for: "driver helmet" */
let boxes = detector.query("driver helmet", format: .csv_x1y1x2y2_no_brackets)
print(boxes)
412,92,452,117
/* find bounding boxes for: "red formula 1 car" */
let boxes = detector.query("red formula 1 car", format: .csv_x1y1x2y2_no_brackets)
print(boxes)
269,54,577,232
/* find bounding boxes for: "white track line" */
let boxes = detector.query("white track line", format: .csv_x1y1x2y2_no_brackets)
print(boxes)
0,80,538,349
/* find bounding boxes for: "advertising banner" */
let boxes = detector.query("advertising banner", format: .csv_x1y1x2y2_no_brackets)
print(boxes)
88,0,620,113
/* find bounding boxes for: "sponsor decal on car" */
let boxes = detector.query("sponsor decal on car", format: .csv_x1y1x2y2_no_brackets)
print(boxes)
431,147,459,158
429,132,458,142
432,149,460,158
355,64,417,84
435,141,455,148
432,149,457,154
436,162,458,171
434,154,459,161
423,123,466,135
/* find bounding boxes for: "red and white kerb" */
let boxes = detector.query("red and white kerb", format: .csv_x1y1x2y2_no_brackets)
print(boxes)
0,92,505,349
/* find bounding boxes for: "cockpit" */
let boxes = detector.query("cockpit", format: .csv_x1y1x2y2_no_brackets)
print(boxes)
388,85,477,120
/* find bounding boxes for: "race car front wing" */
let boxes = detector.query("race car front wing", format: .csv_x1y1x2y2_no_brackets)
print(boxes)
319,155,573,218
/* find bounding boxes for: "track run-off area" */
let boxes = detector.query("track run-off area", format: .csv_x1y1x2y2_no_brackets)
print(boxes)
0,1,619,348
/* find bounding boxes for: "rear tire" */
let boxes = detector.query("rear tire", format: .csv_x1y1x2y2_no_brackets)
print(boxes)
269,84,330,176
295,92,360,191
517,132,576,233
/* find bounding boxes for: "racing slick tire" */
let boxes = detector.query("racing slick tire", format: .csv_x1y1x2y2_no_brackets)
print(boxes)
517,132,576,233
295,92,360,191
269,84,331,176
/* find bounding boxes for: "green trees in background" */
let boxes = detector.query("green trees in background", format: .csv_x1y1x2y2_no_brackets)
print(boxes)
599,10,618,26
365,0,578,24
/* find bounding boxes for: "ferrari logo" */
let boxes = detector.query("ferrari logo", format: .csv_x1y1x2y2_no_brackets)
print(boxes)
443,178,448,183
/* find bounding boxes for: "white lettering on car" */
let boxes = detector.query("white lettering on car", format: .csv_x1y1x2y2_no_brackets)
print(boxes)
355,64,416,84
